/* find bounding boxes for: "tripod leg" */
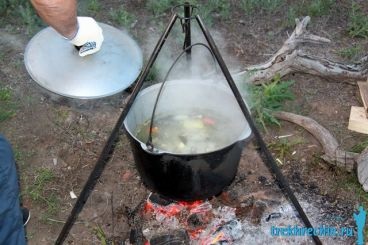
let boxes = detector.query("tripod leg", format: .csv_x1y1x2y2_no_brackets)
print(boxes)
55,14,179,245
195,15,322,245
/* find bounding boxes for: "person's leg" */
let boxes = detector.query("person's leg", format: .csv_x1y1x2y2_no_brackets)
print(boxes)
0,135,26,245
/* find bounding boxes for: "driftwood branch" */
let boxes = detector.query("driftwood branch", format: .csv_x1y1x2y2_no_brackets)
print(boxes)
272,111,360,172
234,16,368,84
233,17,368,189
273,111,368,191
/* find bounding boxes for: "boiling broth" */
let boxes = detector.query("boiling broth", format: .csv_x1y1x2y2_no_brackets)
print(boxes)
135,110,240,154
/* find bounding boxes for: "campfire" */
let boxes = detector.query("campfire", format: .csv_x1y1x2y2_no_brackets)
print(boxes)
124,188,354,245
140,193,243,245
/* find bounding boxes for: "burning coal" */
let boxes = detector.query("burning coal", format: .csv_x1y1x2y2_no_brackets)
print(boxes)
142,193,244,244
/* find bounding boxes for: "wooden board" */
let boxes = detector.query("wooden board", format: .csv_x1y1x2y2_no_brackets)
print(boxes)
358,81,368,118
348,106,368,134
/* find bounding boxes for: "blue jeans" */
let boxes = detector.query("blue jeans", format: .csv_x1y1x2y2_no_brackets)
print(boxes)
0,135,26,245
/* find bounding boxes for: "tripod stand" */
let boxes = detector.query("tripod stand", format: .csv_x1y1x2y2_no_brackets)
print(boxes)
56,3,321,244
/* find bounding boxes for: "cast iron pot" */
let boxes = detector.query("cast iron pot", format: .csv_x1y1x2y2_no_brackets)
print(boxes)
123,79,251,201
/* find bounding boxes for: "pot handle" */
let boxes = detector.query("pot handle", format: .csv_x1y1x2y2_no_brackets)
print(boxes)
140,142,166,155
146,42,217,150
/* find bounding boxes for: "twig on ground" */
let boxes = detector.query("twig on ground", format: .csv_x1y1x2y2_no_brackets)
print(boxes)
46,218,84,224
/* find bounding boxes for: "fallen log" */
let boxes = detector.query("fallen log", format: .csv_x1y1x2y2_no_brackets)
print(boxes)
272,111,368,192
234,16,368,84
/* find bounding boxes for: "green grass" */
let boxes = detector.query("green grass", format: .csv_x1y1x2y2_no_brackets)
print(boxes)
269,138,303,162
306,0,335,17
14,147,35,166
53,108,70,124
0,51,4,61
351,138,368,153
110,6,136,27
284,0,335,28
193,0,231,26
0,0,19,15
146,65,161,82
239,0,336,28
0,87,11,101
145,0,228,26
87,0,101,14
348,2,368,38
285,6,298,28
0,87,17,122
0,0,42,35
338,172,368,206
205,0,231,20
18,2,41,34
240,0,284,13
246,74,295,131
93,225,109,245
146,0,173,15
337,45,363,60
24,168,60,216
0,109,15,122
0,1,6,15
146,0,198,16
333,170,368,241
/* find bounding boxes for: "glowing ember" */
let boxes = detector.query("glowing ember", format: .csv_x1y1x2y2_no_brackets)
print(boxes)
144,201,183,216
188,228,203,240
180,200,205,210
205,232,225,244
144,193,207,218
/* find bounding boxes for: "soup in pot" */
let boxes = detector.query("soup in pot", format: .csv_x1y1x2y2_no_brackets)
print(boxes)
135,109,241,154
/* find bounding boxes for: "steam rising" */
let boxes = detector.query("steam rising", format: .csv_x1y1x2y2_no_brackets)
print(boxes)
141,20,242,88
131,15,252,152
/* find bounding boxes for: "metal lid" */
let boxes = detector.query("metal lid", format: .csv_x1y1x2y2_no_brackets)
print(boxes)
24,23,143,99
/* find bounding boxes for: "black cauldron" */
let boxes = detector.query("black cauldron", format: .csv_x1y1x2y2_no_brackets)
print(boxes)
123,79,251,201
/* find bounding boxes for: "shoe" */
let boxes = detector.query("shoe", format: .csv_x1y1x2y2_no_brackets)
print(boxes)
22,208,30,226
